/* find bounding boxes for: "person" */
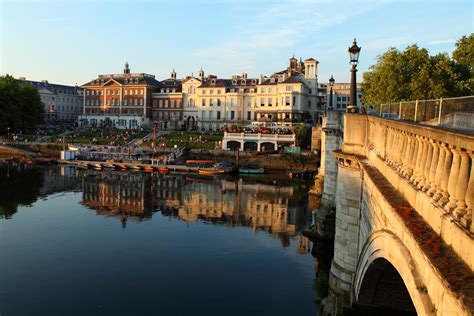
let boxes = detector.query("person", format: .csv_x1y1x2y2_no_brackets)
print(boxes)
367,105,377,116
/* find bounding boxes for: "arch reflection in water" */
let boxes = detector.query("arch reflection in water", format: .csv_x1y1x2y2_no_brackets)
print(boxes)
80,170,311,246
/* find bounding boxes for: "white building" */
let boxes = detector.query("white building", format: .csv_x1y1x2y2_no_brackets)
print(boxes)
17,77,83,123
181,56,322,131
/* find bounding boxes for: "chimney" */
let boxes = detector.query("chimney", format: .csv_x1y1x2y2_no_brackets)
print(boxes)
259,75,264,85
18,76,26,80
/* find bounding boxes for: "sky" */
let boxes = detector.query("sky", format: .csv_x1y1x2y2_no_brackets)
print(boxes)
0,0,472,86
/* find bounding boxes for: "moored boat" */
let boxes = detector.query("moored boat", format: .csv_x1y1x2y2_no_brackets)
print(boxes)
102,163,116,169
239,167,265,174
77,162,89,169
158,167,169,173
93,163,102,170
198,168,227,175
143,166,154,172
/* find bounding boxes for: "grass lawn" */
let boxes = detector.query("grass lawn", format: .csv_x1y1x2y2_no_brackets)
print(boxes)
158,132,223,150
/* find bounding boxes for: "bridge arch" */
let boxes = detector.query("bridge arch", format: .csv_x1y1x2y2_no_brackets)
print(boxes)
260,142,276,151
354,230,435,315
226,141,241,151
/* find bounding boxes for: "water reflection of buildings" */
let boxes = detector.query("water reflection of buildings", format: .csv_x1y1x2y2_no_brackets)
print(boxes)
179,179,308,246
81,172,154,227
81,170,309,245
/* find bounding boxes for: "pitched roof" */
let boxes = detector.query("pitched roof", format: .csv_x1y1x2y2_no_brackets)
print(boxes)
82,73,162,87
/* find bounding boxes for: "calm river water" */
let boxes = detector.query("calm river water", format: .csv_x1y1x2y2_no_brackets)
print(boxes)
0,162,316,316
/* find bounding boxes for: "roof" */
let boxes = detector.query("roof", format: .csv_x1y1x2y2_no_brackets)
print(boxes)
17,79,81,95
82,73,162,88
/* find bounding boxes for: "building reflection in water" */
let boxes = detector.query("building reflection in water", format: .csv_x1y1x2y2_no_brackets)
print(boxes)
1,164,311,248
81,171,310,246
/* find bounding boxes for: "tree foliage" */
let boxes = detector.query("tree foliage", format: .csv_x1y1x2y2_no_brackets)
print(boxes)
0,75,44,132
362,34,473,104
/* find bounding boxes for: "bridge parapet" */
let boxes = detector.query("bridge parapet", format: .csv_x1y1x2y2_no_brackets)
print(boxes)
323,113,474,315
343,115,474,268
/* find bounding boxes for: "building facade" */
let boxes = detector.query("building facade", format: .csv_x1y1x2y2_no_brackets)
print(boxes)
17,77,83,123
79,62,162,129
181,56,321,131
151,70,183,130
325,82,363,111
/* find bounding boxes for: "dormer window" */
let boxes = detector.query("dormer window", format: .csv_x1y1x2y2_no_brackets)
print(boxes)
211,79,216,85
135,78,139,83
241,79,246,85
251,79,256,84
270,78,275,83
232,79,237,85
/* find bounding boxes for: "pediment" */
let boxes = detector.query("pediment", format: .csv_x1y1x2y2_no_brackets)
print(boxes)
102,78,123,86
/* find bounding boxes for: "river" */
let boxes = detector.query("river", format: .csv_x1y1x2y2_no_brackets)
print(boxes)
0,162,316,315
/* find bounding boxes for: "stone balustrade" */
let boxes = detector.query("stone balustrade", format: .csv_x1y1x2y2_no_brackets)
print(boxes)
364,116,474,232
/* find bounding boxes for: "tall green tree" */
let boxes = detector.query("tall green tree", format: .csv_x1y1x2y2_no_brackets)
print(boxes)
0,74,44,132
362,34,473,105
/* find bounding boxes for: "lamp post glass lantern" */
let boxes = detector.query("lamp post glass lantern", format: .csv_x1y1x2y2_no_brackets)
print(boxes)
327,75,335,115
348,38,361,113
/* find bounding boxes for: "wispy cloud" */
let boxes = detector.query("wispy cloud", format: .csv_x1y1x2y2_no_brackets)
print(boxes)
426,38,456,45
193,0,386,76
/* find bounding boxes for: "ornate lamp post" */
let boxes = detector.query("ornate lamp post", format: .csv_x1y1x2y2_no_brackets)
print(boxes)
327,75,335,116
348,39,361,113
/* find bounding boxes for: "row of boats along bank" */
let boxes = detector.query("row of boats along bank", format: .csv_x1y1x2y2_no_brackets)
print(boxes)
60,159,315,179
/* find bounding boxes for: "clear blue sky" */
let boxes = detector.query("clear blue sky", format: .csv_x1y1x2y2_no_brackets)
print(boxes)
1,0,472,86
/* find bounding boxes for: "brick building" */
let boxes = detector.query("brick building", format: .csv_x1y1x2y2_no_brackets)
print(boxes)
79,62,162,129
151,69,183,130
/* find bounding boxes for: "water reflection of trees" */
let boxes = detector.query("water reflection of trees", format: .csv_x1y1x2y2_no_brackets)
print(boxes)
0,162,44,219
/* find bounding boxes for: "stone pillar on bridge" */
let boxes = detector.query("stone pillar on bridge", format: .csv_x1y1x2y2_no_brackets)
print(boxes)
320,110,343,210
324,113,368,315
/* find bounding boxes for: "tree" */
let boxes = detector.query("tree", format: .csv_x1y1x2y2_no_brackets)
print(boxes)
452,34,474,93
0,75,44,132
362,35,473,105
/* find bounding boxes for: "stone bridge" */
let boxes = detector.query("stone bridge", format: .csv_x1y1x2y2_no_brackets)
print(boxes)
319,113,473,315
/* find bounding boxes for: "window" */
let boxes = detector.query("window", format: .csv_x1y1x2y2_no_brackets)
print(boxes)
217,90,221,95
165,100,169,108
260,98,265,107
171,100,174,108
202,90,206,95
202,99,206,107
261,88,266,93
159,100,163,107
135,89,138,95
217,111,221,120
140,90,144,95
292,96,296,106
308,100,311,107
247,111,251,120
210,98,214,106
209,111,213,119
285,96,290,106
217,99,221,107
124,99,128,106
286,86,293,91
230,111,235,120
134,99,138,106
268,98,272,107
210,89,214,95
201,111,206,119
309,88,312,94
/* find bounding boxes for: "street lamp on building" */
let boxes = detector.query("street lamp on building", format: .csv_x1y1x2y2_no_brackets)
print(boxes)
327,75,335,116
348,38,361,113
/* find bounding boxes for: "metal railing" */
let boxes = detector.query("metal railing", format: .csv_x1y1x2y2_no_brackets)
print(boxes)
372,95,474,129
